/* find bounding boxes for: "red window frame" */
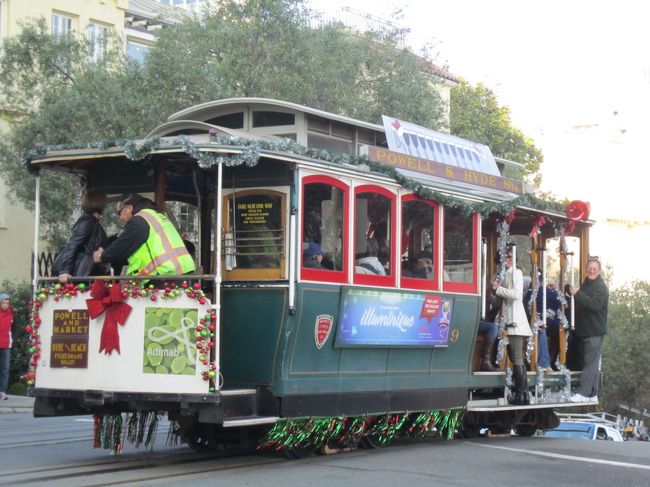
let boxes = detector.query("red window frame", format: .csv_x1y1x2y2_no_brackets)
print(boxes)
400,195,440,291
300,175,349,284
442,210,479,294
353,184,397,287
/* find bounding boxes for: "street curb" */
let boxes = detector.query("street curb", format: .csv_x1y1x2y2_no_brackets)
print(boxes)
0,395,35,414
0,406,33,414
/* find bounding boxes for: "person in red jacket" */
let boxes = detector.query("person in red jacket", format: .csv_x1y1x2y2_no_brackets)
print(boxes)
0,293,13,400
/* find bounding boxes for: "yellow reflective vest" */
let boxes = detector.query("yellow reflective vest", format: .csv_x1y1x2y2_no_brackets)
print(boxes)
127,209,195,276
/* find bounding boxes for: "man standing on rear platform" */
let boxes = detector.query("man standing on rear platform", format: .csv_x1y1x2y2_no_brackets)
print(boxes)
569,257,608,403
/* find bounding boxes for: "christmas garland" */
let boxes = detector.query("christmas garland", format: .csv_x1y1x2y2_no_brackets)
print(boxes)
23,134,568,219
257,408,464,451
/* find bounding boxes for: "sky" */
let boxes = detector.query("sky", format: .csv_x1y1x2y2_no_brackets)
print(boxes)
309,0,650,286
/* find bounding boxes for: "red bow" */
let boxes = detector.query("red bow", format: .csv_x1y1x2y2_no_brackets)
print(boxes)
530,215,546,238
86,280,132,355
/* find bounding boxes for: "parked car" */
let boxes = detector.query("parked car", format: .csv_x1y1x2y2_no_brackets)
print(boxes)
543,421,624,442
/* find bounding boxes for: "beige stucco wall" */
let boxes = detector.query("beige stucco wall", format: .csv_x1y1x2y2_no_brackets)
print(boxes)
0,1,129,283
0,180,35,284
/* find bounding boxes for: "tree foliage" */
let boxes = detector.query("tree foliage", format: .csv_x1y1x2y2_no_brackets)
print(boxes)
450,80,543,186
0,19,154,245
1,0,538,244
601,280,650,411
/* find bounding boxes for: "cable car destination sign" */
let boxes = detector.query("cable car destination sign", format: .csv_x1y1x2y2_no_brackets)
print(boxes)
370,116,524,195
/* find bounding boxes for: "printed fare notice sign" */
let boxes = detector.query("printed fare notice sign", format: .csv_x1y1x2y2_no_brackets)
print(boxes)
50,309,89,368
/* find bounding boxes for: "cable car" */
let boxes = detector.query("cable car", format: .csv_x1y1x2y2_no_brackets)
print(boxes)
26,98,594,452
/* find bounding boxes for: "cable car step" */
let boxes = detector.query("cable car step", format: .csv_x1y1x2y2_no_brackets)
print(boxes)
223,416,280,428
219,388,257,396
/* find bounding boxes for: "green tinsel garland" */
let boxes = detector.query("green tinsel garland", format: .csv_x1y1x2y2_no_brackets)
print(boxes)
23,134,566,218
257,408,465,451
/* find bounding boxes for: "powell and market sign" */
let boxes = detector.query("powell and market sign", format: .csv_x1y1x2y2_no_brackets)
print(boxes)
370,116,524,195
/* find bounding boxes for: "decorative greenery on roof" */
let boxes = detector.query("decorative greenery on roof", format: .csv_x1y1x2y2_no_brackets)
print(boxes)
24,134,567,219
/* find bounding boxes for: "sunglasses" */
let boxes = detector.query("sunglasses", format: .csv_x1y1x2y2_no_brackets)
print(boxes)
116,204,130,217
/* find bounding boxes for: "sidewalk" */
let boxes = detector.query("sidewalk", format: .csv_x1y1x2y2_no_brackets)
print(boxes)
0,394,35,414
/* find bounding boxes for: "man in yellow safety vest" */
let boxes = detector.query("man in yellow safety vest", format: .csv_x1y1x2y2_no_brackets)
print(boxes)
93,193,195,277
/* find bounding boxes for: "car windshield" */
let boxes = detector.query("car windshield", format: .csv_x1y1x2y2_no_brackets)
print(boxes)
544,422,593,440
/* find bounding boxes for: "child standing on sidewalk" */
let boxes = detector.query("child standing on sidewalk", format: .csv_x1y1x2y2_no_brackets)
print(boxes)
0,293,13,400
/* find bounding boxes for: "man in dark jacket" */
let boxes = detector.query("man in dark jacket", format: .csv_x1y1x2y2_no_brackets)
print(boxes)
569,258,608,402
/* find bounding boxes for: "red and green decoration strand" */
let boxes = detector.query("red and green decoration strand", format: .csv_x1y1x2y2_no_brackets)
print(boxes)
258,409,464,451
94,411,163,453
23,280,217,391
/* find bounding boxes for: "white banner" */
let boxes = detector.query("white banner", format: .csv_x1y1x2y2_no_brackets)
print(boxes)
382,115,500,176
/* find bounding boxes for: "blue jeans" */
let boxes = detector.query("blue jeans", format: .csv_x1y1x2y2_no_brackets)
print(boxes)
537,328,551,368
478,321,498,340
0,348,10,393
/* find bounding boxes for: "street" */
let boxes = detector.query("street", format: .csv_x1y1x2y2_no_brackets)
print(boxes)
1,405,649,487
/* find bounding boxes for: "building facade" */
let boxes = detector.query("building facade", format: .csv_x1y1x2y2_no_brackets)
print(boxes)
0,0,186,283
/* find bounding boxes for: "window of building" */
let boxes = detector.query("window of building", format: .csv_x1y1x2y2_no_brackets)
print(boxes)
88,22,108,63
353,185,396,286
52,13,73,36
205,112,244,129
126,41,150,64
252,111,295,128
400,196,438,290
301,176,348,283
443,207,478,293
222,189,286,280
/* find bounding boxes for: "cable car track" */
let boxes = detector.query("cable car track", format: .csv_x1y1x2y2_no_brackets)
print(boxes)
0,449,285,486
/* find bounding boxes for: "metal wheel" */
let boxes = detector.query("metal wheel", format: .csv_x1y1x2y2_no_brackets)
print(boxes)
186,424,219,452
514,424,538,437
284,445,319,459
360,434,386,449
458,422,482,439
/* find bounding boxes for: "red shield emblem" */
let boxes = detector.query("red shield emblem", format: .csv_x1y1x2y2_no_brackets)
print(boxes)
314,314,334,349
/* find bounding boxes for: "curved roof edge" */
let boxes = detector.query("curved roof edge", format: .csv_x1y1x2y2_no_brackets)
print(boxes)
166,97,385,132
146,120,281,141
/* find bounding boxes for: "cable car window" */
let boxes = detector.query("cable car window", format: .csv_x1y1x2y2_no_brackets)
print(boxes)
354,185,396,286
443,207,477,292
301,176,348,283
401,197,438,289
252,111,295,127
222,189,286,280
205,112,244,129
